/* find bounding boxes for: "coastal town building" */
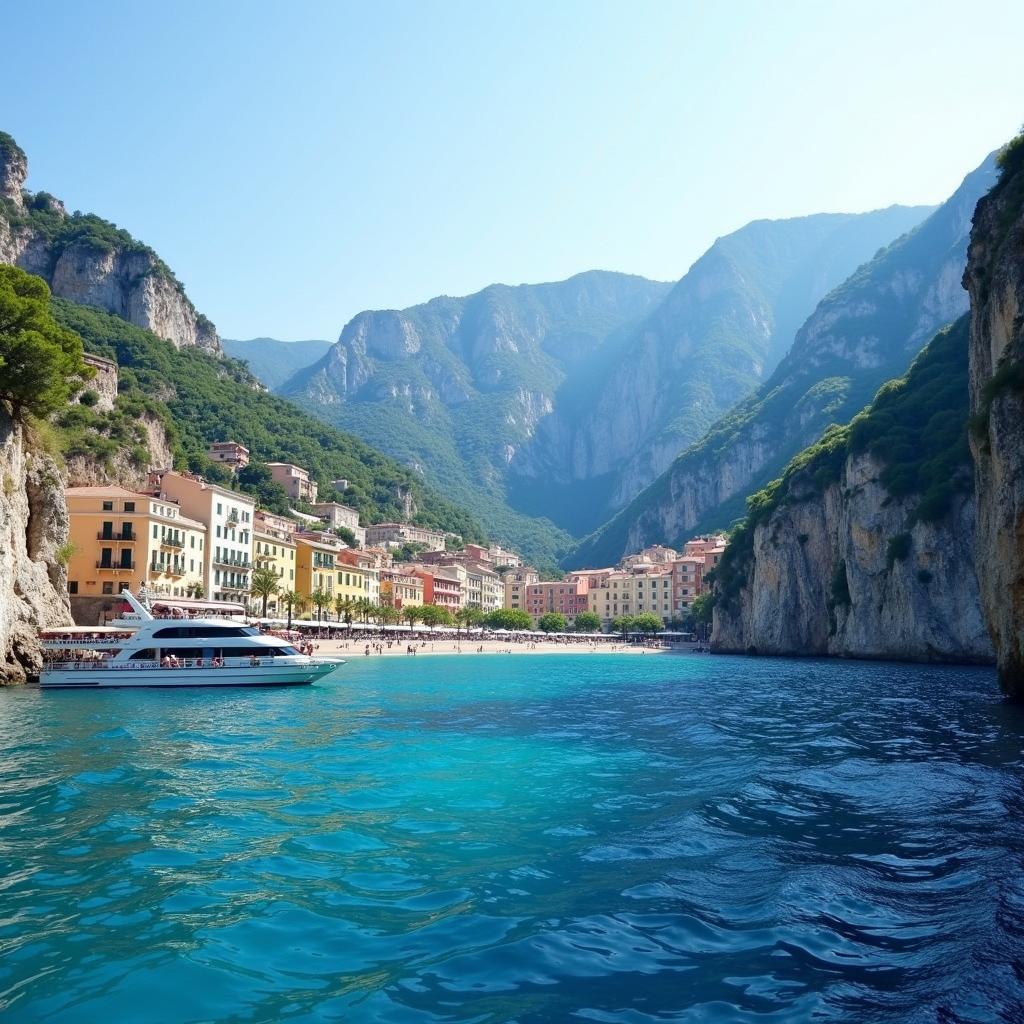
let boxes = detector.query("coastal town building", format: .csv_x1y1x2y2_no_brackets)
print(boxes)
295,532,341,598
65,485,208,604
670,557,705,615
267,462,318,503
502,567,541,612
206,441,250,471
380,568,424,609
487,544,522,567
399,564,464,613
149,471,254,603
466,565,502,611
310,501,364,546
335,548,380,606
588,568,674,627
364,522,447,551
521,579,590,626
253,510,297,603
621,544,678,569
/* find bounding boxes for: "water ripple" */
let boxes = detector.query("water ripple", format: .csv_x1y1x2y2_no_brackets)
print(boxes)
1,654,1023,1022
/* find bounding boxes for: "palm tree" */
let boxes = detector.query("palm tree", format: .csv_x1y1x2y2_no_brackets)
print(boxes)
249,566,280,618
454,606,483,636
378,603,400,626
310,589,330,623
280,590,303,631
335,595,356,632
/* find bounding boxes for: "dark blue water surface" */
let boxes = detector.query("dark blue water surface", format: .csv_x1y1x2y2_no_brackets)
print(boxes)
2,654,1024,1023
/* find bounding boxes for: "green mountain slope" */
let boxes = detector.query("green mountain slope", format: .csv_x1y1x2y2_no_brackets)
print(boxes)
509,206,935,532
283,206,933,557
715,315,972,607
52,299,484,542
221,337,332,391
283,270,672,565
569,152,997,568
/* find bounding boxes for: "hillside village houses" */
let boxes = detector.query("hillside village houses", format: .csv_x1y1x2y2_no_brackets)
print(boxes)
364,522,447,551
267,462,318,503
62,444,724,629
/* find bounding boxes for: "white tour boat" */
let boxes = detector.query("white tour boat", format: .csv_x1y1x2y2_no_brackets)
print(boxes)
39,591,342,689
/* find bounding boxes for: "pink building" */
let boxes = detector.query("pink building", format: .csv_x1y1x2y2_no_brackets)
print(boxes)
522,579,590,625
670,557,705,614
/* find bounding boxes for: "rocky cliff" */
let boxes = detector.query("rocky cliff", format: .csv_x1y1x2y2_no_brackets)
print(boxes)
713,455,991,662
571,153,998,568
285,208,932,559
0,131,219,353
0,409,72,682
965,135,1024,697
712,318,993,664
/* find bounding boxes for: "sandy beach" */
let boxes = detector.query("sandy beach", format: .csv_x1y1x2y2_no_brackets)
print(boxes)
310,637,682,658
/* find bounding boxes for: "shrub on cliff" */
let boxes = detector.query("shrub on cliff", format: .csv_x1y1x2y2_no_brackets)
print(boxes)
0,266,90,418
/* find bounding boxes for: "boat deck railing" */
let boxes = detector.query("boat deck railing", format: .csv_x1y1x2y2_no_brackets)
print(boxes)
42,656,339,673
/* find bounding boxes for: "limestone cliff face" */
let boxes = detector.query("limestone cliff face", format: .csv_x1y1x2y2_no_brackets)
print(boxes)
712,453,992,663
965,145,1024,697
0,410,72,682
571,154,997,568
65,410,175,490
0,133,220,353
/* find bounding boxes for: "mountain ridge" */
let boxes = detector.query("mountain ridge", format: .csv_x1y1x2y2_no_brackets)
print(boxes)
568,153,997,568
283,206,934,557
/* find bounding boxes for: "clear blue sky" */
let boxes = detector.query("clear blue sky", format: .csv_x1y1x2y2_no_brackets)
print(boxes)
2,1,1023,340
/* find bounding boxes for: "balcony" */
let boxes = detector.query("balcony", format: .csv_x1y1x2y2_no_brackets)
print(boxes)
150,561,186,577
212,555,251,570
96,561,135,571
96,531,136,542
160,532,185,549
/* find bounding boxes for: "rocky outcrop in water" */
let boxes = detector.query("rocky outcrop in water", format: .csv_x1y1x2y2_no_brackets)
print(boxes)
711,315,993,665
965,139,1024,698
0,132,220,353
712,453,992,663
0,409,72,682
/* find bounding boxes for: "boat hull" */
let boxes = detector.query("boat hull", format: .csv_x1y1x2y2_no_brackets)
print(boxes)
39,660,341,689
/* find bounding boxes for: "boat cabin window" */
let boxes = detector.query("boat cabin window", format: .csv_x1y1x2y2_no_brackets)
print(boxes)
215,647,289,658
130,649,157,660
152,626,255,639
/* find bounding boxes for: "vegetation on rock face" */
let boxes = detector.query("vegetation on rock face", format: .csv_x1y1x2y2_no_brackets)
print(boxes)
49,297,485,539
0,265,90,418
713,316,972,609
570,156,996,569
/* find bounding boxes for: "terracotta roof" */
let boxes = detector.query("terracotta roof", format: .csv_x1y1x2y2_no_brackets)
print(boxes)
65,485,149,498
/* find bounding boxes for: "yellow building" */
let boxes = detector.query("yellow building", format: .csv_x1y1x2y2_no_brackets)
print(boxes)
335,549,380,606
588,569,674,627
253,510,297,609
295,532,340,598
66,486,207,600
380,568,423,608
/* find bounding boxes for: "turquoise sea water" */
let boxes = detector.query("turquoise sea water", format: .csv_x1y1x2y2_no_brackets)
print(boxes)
2,653,1023,1023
